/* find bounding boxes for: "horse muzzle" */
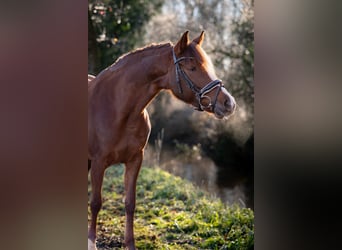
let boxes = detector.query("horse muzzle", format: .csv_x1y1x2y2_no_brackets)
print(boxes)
214,92,236,119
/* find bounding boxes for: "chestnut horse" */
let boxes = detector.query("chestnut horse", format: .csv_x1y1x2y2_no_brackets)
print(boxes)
88,31,236,250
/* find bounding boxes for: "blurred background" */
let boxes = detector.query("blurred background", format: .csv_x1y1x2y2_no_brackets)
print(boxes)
88,0,254,209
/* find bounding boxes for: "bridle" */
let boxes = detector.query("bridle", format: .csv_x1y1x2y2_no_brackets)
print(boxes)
172,48,224,111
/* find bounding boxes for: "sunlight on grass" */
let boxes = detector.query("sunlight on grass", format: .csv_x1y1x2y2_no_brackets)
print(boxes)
88,165,254,249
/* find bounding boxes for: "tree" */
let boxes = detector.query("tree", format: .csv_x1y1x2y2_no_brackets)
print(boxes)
144,0,254,138
88,0,164,74
225,0,254,114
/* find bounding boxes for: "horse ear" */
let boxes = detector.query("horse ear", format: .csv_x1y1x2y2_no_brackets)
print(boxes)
175,31,190,54
193,31,205,46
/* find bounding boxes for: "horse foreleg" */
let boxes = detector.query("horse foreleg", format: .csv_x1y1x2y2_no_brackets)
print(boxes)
124,155,143,250
88,159,105,250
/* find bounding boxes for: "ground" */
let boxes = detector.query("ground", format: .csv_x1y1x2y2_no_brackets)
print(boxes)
88,165,254,249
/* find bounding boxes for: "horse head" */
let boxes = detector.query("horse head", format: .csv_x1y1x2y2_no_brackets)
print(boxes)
170,31,236,119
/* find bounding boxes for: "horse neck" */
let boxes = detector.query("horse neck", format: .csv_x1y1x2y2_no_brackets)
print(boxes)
109,44,173,113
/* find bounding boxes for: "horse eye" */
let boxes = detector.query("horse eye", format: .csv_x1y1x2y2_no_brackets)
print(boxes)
190,67,196,71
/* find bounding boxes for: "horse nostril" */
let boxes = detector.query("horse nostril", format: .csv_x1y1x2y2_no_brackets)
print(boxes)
224,99,231,108
224,98,236,112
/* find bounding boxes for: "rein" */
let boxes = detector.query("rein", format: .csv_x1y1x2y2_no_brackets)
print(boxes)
172,48,224,111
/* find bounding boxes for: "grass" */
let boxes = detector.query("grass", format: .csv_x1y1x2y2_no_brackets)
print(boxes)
88,165,254,249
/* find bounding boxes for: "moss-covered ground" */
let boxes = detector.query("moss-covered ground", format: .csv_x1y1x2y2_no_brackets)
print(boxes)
88,165,254,249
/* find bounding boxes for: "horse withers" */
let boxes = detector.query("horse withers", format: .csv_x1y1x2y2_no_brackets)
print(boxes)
88,31,236,250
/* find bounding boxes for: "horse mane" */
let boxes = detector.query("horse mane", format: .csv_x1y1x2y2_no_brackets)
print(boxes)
113,42,172,66
97,41,214,81
112,41,214,71
94,42,172,80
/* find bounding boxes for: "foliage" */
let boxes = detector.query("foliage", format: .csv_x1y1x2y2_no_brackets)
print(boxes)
225,0,254,112
143,2,254,203
144,0,254,114
88,0,164,73
144,0,254,154
88,0,254,147
88,165,254,249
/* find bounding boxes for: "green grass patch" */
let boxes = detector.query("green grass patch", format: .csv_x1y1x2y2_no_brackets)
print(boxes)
88,165,254,249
